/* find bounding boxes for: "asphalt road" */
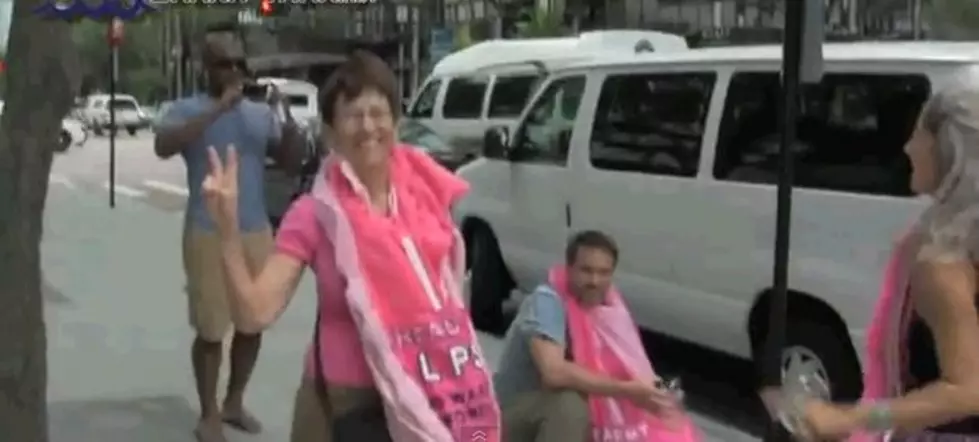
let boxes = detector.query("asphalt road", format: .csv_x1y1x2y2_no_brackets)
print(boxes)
44,135,763,441
50,131,191,213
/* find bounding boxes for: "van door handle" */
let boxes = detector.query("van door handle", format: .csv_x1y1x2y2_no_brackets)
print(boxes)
565,203,571,227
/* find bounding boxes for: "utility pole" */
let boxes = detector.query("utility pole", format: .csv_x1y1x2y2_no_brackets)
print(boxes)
174,10,183,98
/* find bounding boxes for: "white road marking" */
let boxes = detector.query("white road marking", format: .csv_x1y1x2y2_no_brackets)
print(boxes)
143,179,189,196
48,174,75,189
102,181,146,198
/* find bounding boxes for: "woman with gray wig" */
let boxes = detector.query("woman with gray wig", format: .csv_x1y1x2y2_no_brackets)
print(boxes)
775,67,979,441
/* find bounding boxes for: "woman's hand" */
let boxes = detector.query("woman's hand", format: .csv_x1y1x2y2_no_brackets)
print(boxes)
797,400,861,441
203,145,239,234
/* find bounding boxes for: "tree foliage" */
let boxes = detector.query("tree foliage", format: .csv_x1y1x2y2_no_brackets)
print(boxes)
0,0,80,440
927,0,979,39
517,7,567,38
72,6,242,103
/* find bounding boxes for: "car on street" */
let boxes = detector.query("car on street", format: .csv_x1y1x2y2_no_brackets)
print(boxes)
78,94,151,136
0,100,89,152
454,40,979,405
256,77,319,133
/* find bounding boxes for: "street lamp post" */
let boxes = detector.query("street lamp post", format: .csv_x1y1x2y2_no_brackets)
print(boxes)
763,0,823,440
107,18,123,209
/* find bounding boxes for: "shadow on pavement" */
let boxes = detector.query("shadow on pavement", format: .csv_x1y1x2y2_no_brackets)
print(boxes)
50,395,197,442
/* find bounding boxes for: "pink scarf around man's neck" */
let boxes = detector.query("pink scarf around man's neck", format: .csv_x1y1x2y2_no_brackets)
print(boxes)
549,265,702,442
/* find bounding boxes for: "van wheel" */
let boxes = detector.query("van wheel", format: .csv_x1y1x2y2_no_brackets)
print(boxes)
466,225,513,335
767,319,863,402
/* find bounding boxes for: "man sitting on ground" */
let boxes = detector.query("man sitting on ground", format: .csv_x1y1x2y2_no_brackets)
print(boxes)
493,230,700,442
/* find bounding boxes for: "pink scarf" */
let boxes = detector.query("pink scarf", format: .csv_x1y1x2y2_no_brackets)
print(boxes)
849,232,915,442
310,145,501,442
549,265,702,442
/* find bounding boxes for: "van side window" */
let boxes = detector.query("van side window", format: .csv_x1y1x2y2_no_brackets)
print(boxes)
408,79,441,118
487,74,540,118
589,72,715,177
443,77,489,119
714,72,928,197
511,75,586,166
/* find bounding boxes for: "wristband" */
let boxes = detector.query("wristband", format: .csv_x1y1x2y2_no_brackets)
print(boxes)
865,402,894,432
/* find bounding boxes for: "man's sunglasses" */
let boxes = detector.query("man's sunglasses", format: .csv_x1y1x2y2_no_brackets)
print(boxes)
210,58,248,71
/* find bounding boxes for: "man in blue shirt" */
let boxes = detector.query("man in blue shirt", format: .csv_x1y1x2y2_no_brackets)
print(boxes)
154,25,302,442
494,231,674,441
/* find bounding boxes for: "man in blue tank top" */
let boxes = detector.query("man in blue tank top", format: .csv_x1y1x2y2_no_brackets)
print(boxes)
154,24,303,442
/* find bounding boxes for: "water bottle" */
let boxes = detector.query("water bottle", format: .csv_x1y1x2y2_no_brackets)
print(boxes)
776,372,831,435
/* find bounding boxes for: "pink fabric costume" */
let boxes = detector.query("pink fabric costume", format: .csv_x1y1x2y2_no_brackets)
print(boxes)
549,265,702,442
308,145,501,442
849,233,913,442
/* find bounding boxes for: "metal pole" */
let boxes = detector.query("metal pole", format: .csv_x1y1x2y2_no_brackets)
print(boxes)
109,46,118,209
410,6,420,92
762,0,805,440
175,11,183,97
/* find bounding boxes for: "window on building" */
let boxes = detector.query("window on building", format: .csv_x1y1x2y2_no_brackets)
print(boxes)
408,79,441,118
589,72,716,177
442,76,488,119
487,74,540,118
713,72,929,196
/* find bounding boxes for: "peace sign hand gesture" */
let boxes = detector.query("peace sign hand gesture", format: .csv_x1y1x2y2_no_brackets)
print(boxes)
203,145,239,234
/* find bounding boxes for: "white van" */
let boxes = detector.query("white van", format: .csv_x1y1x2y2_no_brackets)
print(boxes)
256,77,319,131
456,41,979,401
258,77,319,225
406,30,687,160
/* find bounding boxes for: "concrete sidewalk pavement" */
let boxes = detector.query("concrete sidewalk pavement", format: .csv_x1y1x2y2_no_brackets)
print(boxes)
40,184,757,442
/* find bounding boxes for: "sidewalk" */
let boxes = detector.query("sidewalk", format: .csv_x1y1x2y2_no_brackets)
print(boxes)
41,185,757,442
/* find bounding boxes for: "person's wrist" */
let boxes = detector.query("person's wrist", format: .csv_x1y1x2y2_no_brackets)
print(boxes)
617,379,644,398
217,218,240,241
855,402,892,432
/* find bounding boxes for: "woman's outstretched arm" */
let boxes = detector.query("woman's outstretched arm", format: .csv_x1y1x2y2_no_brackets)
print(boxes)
846,259,979,433
219,239,305,333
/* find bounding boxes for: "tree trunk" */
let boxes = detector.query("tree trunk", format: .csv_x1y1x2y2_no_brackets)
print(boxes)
0,0,80,440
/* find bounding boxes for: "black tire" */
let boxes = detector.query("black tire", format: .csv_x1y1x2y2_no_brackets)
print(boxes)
56,131,71,152
467,225,514,335
767,319,863,402
127,127,137,136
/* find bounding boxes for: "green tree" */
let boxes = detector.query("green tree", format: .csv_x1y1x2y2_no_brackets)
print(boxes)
0,0,81,439
518,7,567,38
927,0,979,39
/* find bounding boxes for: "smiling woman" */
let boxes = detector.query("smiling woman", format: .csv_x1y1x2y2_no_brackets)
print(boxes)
207,50,503,442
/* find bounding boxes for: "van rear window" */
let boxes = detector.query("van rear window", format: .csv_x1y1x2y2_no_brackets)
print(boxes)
713,72,930,197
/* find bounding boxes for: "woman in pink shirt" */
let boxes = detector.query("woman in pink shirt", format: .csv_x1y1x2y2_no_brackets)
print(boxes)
199,51,501,441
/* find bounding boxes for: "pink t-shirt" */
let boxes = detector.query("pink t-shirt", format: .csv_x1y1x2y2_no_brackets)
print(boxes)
275,195,374,386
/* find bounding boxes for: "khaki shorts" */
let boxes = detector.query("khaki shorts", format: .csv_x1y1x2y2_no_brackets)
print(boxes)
182,227,273,341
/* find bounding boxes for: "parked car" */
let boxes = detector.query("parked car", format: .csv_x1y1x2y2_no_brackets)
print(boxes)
256,77,319,132
78,94,150,136
453,40,976,404
266,119,466,229
0,100,89,152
